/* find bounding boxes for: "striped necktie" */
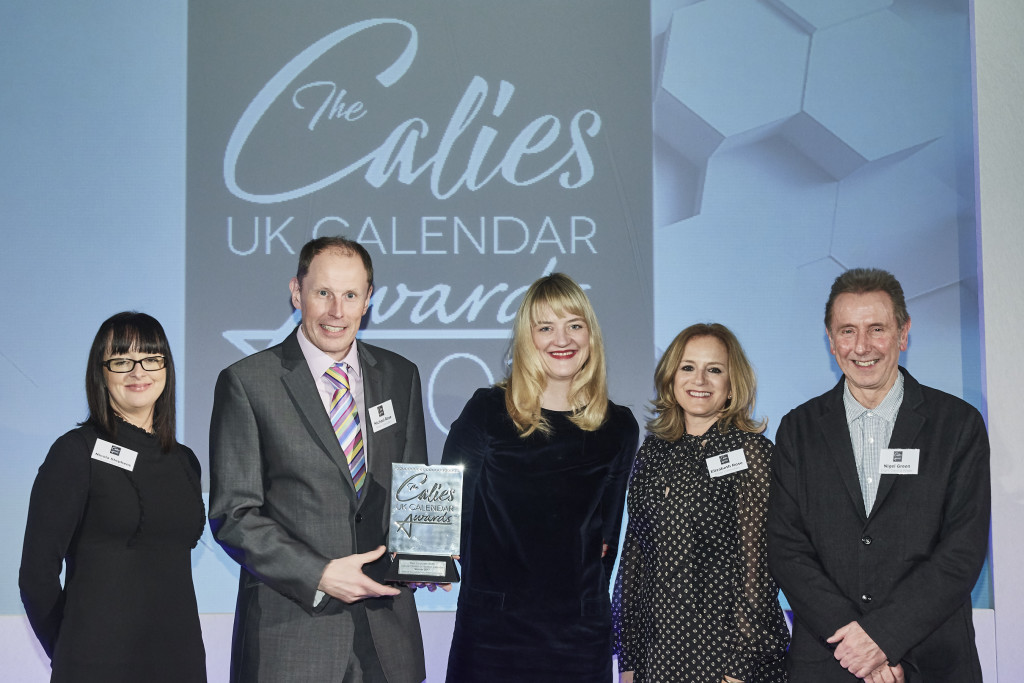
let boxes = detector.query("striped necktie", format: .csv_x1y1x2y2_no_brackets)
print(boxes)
324,362,366,495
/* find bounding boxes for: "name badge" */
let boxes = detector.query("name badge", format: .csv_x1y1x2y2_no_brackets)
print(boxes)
91,438,138,471
705,448,748,478
368,399,397,433
880,448,919,475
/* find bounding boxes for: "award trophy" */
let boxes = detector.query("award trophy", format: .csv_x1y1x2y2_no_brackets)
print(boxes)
385,463,462,583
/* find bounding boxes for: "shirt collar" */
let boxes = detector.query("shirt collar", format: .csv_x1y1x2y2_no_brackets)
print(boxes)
296,326,362,381
843,370,904,424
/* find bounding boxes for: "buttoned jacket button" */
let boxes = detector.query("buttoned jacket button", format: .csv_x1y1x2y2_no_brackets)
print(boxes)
861,593,873,603
355,513,363,523
861,536,873,545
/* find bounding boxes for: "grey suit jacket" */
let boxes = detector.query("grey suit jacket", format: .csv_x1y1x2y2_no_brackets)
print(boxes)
767,368,989,682
210,329,427,683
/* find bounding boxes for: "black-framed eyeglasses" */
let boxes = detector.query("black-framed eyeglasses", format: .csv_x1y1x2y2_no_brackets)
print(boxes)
102,356,166,373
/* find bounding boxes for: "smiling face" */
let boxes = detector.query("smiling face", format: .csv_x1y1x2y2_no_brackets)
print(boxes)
827,290,910,409
530,304,591,394
103,350,166,430
673,335,731,436
289,248,373,361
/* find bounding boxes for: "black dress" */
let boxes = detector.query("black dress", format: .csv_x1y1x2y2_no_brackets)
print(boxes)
442,386,639,683
612,424,790,683
19,419,207,683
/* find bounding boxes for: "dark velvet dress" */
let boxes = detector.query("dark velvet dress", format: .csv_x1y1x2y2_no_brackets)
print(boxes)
612,424,789,682
441,386,639,683
19,420,207,683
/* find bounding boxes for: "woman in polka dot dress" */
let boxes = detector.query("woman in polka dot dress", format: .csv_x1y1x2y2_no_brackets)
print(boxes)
612,323,789,683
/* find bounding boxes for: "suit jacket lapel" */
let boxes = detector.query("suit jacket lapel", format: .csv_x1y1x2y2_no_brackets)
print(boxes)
279,330,356,490
360,339,385,466
817,378,869,520
358,342,386,485
874,368,926,515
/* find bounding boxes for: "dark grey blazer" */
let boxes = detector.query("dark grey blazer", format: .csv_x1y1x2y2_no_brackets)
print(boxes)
767,368,989,683
210,328,427,683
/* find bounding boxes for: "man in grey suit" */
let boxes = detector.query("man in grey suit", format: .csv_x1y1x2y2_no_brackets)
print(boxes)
768,268,990,683
210,236,427,682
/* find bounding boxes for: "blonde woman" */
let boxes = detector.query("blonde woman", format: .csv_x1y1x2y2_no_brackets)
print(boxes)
613,323,789,683
442,273,639,683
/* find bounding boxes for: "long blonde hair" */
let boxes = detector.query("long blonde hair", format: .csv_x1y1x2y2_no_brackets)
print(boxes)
500,274,608,437
647,323,766,441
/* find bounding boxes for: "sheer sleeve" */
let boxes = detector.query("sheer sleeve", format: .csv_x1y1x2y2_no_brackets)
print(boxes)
721,433,789,679
612,436,652,673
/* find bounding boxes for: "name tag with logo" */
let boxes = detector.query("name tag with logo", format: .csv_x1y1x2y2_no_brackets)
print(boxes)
705,448,748,478
880,448,919,475
368,399,397,432
91,438,138,471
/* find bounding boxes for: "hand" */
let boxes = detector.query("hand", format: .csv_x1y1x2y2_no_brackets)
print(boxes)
318,545,401,603
619,671,633,683
602,542,610,558
826,621,888,679
407,582,454,592
402,555,458,592
722,676,744,683
867,662,904,683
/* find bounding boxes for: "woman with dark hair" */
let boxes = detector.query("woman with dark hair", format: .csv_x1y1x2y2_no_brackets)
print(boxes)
442,273,639,683
19,312,206,682
612,323,789,683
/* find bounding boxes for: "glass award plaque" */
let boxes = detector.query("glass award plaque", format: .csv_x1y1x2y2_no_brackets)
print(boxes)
385,463,462,583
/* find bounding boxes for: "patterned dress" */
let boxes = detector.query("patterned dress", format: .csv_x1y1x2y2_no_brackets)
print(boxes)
613,423,789,682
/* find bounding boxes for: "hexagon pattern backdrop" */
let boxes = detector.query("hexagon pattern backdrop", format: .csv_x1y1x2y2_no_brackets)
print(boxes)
648,0,988,607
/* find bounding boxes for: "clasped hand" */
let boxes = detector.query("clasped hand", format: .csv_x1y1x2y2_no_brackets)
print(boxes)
827,621,904,682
